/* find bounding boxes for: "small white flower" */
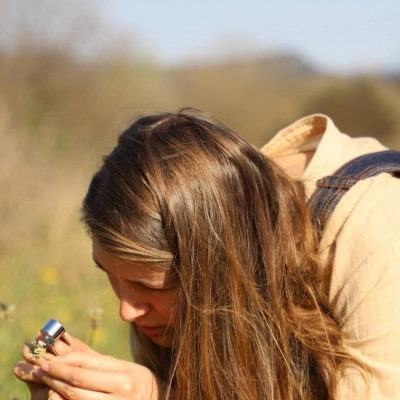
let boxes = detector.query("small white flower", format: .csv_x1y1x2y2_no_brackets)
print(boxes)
25,340,47,360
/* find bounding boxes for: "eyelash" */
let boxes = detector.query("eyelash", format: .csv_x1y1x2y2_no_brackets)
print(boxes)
128,282,166,292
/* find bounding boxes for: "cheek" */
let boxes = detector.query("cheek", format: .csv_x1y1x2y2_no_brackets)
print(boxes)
154,291,181,321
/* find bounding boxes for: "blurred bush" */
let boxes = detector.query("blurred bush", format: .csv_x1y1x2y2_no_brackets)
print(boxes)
302,77,400,147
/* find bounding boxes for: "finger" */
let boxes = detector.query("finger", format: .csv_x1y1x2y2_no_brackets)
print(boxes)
51,350,132,372
27,384,54,400
23,342,55,365
48,389,68,400
39,359,117,393
62,333,98,354
15,362,99,399
14,361,45,384
38,371,110,400
34,331,71,356
46,337,72,357
35,331,98,356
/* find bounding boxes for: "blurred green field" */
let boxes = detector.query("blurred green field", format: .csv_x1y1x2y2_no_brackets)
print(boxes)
1,49,400,399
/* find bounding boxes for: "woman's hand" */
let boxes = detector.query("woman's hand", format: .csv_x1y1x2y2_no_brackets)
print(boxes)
14,332,98,399
18,350,166,400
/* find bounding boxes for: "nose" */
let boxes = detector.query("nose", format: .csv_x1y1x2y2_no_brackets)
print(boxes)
118,285,150,322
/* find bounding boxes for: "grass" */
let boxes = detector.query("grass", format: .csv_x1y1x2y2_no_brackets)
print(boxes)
1,263,132,398
0,237,132,399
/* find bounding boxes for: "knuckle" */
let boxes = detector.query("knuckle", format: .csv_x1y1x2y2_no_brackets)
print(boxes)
115,373,135,395
69,371,84,386
63,386,78,400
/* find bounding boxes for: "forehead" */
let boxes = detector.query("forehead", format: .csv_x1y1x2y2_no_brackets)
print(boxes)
92,240,173,283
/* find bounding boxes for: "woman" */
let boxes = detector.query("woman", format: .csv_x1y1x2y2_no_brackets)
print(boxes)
15,109,362,399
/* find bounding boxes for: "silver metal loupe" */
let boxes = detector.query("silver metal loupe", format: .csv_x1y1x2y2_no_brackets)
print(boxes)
40,318,70,355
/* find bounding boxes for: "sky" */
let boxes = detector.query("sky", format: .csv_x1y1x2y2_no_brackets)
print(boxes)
97,0,400,74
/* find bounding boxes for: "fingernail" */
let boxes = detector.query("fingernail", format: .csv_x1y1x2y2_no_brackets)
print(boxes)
13,366,22,378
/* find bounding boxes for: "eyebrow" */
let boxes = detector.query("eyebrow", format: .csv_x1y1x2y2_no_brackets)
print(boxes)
92,256,178,288
93,256,149,285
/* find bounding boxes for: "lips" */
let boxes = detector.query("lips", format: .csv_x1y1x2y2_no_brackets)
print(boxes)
136,325,168,338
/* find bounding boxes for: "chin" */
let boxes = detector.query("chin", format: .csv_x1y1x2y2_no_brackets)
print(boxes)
149,333,175,348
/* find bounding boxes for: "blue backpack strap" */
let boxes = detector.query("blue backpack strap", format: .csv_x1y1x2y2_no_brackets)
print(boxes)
308,150,400,232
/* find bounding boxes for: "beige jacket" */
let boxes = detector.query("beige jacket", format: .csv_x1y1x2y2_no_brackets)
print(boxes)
261,114,400,399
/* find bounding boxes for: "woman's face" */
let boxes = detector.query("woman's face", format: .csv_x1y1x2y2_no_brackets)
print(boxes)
92,240,181,347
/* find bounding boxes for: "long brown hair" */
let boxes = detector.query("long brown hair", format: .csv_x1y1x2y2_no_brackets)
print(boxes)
82,109,358,399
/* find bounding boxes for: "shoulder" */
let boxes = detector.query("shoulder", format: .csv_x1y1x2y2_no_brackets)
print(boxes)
336,172,400,255
330,176,400,398
327,172,400,311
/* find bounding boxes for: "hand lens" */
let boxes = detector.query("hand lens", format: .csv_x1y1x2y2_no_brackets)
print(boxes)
40,318,70,355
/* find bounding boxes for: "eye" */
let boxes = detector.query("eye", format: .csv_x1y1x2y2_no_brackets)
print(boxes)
128,281,172,293
143,286,165,293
